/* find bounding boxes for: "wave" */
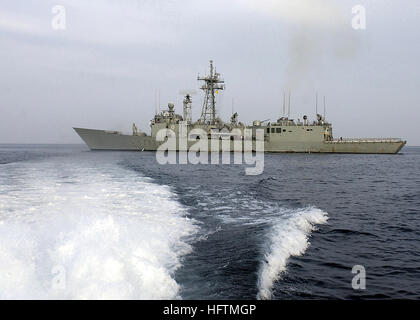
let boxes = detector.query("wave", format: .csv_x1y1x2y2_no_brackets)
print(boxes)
0,157,197,299
257,207,328,300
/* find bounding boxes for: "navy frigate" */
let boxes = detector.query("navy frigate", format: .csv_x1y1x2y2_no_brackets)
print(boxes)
74,61,406,154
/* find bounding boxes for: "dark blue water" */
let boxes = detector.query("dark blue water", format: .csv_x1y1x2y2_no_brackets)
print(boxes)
0,144,419,299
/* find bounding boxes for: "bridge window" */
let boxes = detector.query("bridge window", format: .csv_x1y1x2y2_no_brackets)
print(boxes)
276,128,281,133
271,128,275,133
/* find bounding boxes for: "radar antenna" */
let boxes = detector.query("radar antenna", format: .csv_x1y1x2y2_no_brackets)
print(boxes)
198,60,225,124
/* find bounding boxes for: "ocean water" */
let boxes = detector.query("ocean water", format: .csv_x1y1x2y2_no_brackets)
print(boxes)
0,144,419,299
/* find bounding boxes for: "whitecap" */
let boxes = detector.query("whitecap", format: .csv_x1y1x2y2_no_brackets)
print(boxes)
257,207,328,300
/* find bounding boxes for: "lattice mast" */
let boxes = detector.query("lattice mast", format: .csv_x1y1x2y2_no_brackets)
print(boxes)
198,60,225,124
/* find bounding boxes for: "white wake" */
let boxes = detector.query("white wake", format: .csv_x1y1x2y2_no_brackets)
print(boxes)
0,157,197,299
257,207,328,300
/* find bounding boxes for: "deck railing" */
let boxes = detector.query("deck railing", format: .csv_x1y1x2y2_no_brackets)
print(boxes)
326,138,403,143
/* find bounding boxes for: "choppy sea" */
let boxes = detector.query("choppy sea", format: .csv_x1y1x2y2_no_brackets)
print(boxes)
0,144,419,299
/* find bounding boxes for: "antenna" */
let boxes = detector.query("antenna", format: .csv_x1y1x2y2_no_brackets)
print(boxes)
316,92,318,115
231,97,234,115
158,89,161,113
283,92,286,117
323,96,326,119
154,89,158,115
288,91,291,118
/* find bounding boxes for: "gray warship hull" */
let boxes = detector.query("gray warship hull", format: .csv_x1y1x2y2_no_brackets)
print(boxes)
74,127,406,154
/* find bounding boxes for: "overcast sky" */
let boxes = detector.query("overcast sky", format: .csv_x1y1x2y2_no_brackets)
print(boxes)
0,0,419,144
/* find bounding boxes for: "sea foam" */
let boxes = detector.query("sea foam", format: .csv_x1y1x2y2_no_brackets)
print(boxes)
0,157,197,299
257,207,328,300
